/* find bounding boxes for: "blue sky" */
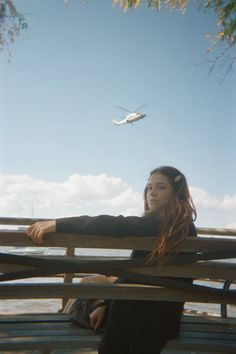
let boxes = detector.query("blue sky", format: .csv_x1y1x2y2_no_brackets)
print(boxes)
0,0,235,227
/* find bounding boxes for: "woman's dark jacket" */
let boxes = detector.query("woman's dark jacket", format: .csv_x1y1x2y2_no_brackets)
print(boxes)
56,214,197,354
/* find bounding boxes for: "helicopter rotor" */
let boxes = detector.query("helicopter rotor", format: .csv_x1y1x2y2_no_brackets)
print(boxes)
116,104,146,113
116,106,132,113
134,104,146,112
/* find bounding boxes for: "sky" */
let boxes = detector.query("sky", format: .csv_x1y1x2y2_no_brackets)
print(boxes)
0,0,236,228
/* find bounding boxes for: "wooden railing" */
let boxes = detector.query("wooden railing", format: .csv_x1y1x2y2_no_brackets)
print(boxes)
0,217,236,352
0,217,236,304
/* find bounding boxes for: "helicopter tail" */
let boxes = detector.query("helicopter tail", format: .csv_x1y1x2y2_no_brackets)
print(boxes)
112,120,119,126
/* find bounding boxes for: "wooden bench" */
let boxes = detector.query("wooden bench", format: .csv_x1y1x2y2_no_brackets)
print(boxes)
0,217,236,353
0,313,235,353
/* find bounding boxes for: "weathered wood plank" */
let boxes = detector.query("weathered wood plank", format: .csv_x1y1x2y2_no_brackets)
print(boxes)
127,261,236,279
0,313,235,325
0,256,236,280
0,313,68,323
0,217,50,225
0,230,155,249
0,313,235,352
0,283,235,304
0,324,88,337
0,314,235,353
180,323,236,334
182,315,236,325
1,231,236,251
197,227,236,237
0,335,100,351
165,337,236,353
1,321,235,338
0,257,236,280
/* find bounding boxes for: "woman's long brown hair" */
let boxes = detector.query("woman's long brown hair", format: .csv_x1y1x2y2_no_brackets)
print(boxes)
144,166,197,265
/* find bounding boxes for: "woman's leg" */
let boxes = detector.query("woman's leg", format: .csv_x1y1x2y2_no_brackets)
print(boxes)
63,274,117,313
98,299,183,354
98,299,166,354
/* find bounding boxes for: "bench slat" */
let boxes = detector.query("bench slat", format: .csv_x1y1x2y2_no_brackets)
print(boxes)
0,326,91,337
181,323,236,334
0,314,235,353
0,313,67,323
0,335,100,351
165,337,236,353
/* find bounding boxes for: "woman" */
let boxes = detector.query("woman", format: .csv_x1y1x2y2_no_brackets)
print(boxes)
27,166,197,354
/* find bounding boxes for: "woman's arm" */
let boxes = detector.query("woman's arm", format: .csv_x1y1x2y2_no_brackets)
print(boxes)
27,215,157,245
56,214,157,237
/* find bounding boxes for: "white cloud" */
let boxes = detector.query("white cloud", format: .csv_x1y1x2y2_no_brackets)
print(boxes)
0,173,235,228
122,207,143,217
101,187,142,207
190,186,236,228
190,187,219,208
190,187,236,211
221,194,236,210
0,173,142,218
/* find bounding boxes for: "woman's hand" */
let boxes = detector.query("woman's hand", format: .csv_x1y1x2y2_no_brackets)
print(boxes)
90,305,107,332
27,220,56,245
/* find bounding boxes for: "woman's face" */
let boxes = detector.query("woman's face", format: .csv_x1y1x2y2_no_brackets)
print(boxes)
146,172,174,212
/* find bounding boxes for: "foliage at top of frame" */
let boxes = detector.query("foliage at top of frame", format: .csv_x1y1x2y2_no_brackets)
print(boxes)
113,0,236,50
0,0,27,59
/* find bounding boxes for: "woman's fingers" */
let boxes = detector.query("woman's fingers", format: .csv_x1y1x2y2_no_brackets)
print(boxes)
27,221,56,245
27,223,44,245
90,306,107,332
89,311,97,329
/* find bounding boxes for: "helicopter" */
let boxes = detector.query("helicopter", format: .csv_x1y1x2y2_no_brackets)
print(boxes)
112,105,146,126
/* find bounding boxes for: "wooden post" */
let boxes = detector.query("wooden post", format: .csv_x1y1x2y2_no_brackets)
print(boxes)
61,247,75,310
